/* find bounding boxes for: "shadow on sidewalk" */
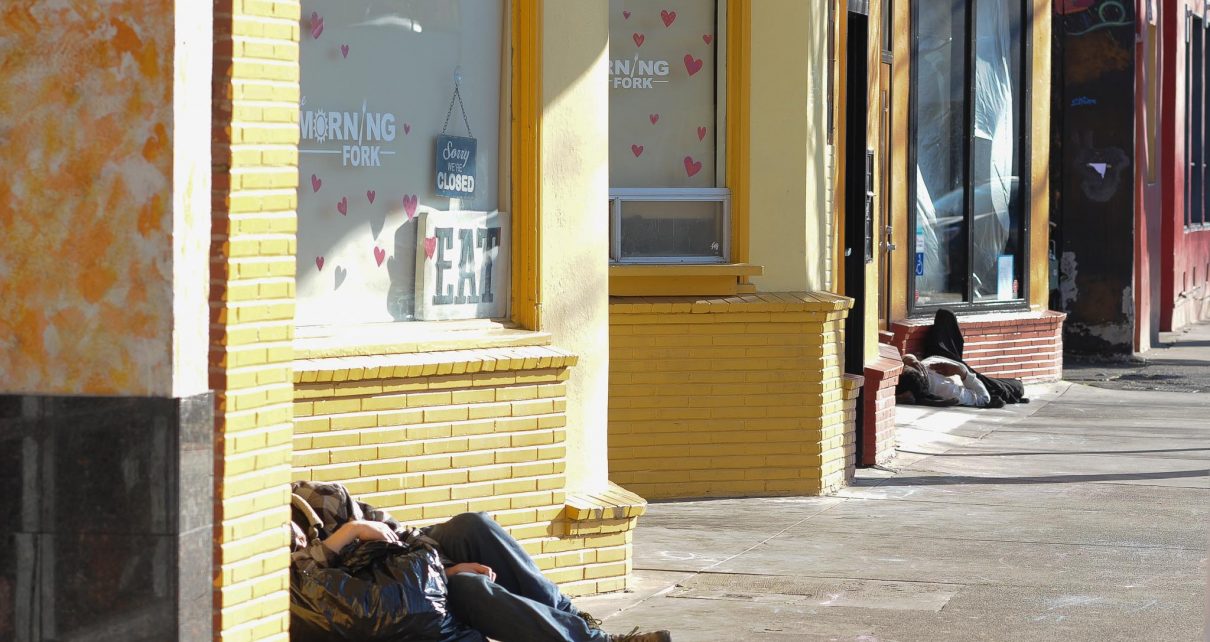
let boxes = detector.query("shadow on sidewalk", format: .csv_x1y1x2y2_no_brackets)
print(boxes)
897,446,1210,457
856,469,1210,486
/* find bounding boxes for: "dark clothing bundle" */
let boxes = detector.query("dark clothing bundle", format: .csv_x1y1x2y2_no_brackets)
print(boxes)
922,309,1027,406
288,481,608,642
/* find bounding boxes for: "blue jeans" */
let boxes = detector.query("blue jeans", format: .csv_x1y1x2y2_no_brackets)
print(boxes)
425,512,608,642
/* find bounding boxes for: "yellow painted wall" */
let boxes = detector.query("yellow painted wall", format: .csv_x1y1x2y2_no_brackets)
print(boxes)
0,2,210,397
608,294,854,499
539,0,612,494
746,0,832,293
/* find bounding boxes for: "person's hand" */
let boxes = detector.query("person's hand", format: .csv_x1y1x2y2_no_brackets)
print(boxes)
446,562,496,582
322,519,399,554
350,520,400,543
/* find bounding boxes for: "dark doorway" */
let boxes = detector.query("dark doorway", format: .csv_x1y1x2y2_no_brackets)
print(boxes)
844,9,872,463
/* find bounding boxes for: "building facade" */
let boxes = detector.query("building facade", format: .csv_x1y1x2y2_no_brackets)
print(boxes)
1051,0,1210,354
2,1,644,640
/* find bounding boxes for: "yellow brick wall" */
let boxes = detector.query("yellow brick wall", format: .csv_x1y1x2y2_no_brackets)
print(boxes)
608,293,853,499
293,344,644,598
212,1,300,640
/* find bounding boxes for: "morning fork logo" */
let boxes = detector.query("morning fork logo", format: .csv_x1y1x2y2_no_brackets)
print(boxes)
609,55,671,89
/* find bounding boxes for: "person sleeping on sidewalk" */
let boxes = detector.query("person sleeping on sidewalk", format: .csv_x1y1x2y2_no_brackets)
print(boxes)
288,480,670,642
896,353,997,408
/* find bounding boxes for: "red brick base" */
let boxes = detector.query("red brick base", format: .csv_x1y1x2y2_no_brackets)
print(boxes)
886,310,1066,383
861,344,904,466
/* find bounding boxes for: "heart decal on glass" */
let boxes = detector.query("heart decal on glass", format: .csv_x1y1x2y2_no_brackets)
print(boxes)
633,32,645,47
310,174,322,192
373,246,386,266
684,54,703,76
366,190,376,204
684,155,703,177
424,236,438,260
649,113,660,125
623,10,631,19
315,256,324,271
340,44,349,58
697,126,707,141
404,123,411,135
337,196,348,216
661,10,677,27
631,144,644,157
310,12,324,40
703,34,713,45
334,265,347,289
402,194,418,220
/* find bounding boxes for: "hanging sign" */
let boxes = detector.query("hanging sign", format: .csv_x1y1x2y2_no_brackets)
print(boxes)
434,134,477,198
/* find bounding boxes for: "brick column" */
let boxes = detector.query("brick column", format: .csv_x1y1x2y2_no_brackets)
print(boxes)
211,1,300,639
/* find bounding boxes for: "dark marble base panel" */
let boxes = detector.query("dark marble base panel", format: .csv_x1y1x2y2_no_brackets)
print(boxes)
0,393,214,642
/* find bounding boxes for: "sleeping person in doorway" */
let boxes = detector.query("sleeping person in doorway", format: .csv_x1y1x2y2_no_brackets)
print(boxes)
288,480,670,642
897,353,994,408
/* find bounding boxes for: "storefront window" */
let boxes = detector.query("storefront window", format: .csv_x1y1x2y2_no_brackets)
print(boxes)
911,0,1027,307
295,2,507,326
608,0,727,263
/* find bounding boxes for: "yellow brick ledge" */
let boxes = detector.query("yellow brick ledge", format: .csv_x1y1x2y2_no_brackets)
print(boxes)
609,291,852,315
553,483,646,595
565,482,647,522
294,344,579,385
294,319,552,359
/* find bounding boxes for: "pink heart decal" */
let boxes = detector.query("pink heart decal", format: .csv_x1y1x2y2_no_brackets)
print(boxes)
402,194,418,220
697,126,707,141
649,113,660,125
310,174,322,192
424,236,438,260
633,32,645,47
631,144,644,157
661,9,677,27
684,155,703,177
403,123,411,135
340,44,349,58
337,196,347,216
623,10,631,19
310,12,324,40
373,246,386,266
684,54,703,76
366,190,376,204
315,256,324,271
703,34,713,45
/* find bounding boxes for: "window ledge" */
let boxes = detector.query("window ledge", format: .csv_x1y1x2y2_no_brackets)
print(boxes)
294,319,552,360
608,263,763,296
294,342,578,385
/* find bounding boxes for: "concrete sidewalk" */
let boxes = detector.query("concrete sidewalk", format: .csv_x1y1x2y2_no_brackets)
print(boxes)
578,381,1209,641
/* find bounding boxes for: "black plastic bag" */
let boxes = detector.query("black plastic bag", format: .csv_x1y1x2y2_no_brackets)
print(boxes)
290,540,482,642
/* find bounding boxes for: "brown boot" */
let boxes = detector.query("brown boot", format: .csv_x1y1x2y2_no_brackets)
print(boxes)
608,627,672,642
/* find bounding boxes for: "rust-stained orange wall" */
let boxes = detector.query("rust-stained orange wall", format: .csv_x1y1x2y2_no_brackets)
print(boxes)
0,4,179,395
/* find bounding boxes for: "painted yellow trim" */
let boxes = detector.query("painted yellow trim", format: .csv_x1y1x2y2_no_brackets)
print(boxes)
833,0,848,296
511,0,542,329
1028,0,1050,310
727,0,751,268
609,263,763,277
609,264,762,297
889,0,910,322
610,276,740,297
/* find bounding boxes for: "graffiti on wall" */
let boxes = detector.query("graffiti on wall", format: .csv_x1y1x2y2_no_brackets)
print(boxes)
1071,131,1130,203
1058,0,1134,37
